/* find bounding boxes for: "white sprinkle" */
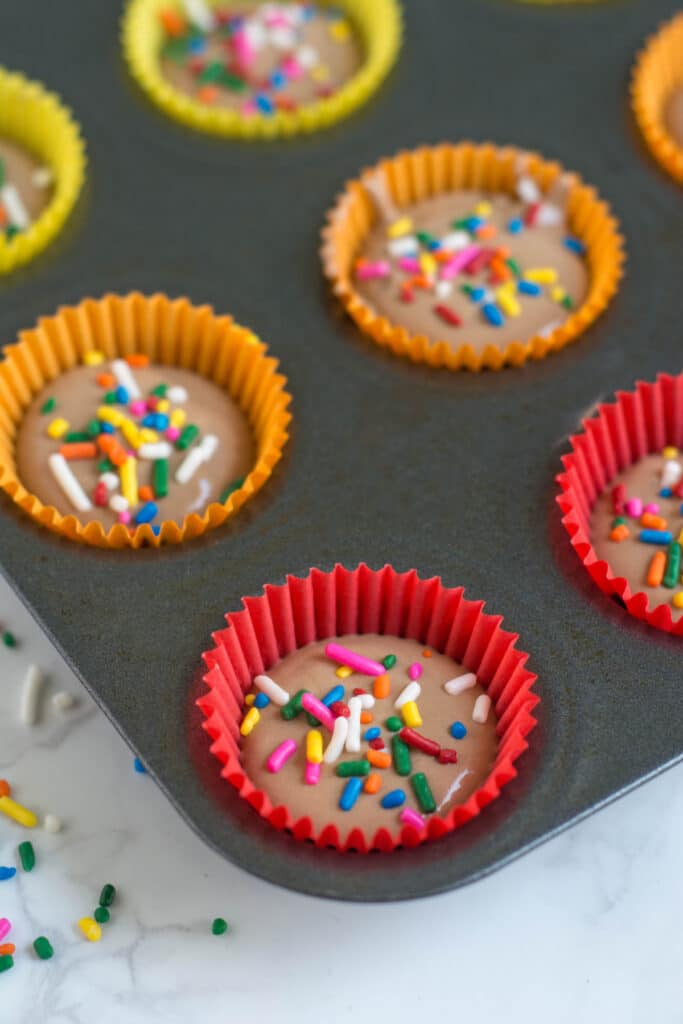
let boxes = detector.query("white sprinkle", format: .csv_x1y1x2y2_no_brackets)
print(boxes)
166,386,188,405
297,44,318,68
52,691,76,713
472,694,492,724
661,459,682,489
358,693,375,709
394,681,421,708
253,674,290,706
441,230,470,251
245,19,267,48
538,319,563,339
48,454,92,512
187,477,212,514
435,280,453,299
32,167,53,189
1,184,30,229
437,768,472,812
20,664,43,726
175,434,218,485
345,696,362,752
100,472,119,492
444,672,477,696
516,175,541,205
536,203,563,227
138,442,173,460
182,0,216,32
269,25,296,48
43,814,62,833
323,715,349,763
387,235,419,258
111,359,141,400
109,494,129,513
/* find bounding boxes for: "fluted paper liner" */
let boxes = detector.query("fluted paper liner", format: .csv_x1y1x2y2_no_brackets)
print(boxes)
632,13,683,186
122,0,401,140
0,66,85,275
198,564,539,853
321,143,624,371
557,372,683,636
0,293,292,548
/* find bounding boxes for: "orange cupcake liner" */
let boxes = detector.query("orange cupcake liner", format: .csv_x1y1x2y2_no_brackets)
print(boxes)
557,372,683,636
0,293,292,548
321,142,624,371
198,564,539,853
632,12,683,186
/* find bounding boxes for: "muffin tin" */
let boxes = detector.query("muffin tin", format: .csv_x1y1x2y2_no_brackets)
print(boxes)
0,0,682,902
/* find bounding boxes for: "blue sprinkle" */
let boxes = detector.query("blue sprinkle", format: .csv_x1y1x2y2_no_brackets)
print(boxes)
0,867,16,881
188,36,207,54
255,94,274,114
463,216,483,232
482,302,504,327
133,757,147,774
115,386,129,404
134,501,158,525
270,70,286,91
469,286,486,303
152,413,169,431
507,218,523,234
339,777,363,811
141,413,156,428
381,789,406,810
660,487,673,498
151,525,160,536
450,721,467,740
254,693,270,709
99,421,115,434
518,279,541,296
364,727,381,741
321,684,344,707
639,529,672,544
427,239,441,251
564,236,585,255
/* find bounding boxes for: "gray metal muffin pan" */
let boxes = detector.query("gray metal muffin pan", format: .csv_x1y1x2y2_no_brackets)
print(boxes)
0,0,682,901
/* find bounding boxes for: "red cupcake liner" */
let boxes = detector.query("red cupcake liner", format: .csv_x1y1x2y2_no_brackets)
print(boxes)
198,564,539,853
557,371,683,636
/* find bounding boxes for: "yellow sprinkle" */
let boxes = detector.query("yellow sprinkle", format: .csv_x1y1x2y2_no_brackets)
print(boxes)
83,350,105,366
47,417,69,439
496,288,521,317
474,201,492,217
120,419,141,449
139,428,158,444
170,408,186,429
525,267,558,284
306,729,323,764
78,918,102,942
120,456,138,507
0,795,37,828
387,217,413,239
330,18,351,41
156,398,170,413
673,592,683,609
311,64,329,82
97,406,124,427
663,446,679,459
335,665,353,679
244,693,255,706
401,700,422,728
551,285,567,303
419,253,437,277
240,706,260,736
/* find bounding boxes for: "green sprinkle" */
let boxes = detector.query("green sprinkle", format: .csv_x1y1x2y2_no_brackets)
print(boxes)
0,954,14,972
33,936,53,960
151,383,167,397
18,840,35,872
663,542,681,588
98,458,114,474
176,424,199,450
5,225,20,240
41,397,56,415
452,218,470,230
199,60,224,84
281,689,306,721
382,654,397,670
104,390,118,404
416,230,437,249
212,917,229,936
219,477,245,503
94,906,110,924
460,284,474,296
162,37,190,63
2,631,16,648
305,712,321,727
561,295,574,311
99,883,116,908
391,735,412,776
611,516,627,528
153,458,169,499
336,760,371,777
220,70,246,91
65,431,90,443
506,257,522,278
410,772,436,814
385,715,402,732
86,419,101,438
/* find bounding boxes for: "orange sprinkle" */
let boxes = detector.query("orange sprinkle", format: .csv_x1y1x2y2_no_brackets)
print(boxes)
494,246,511,259
373,673,390,699
641,513,667,530
364,773,382,794
0,780,10,798
434,250,453,264
422,649,432,658
160,8,186,36
409,275,432,290
647,550,667,587
197,85,219,105
0,944,15,956
475,223,497,240
126,353,149,368
97,435,127,466
489,259,512,282
139,485,154,502
366,749,391,769
360,710,373,725
59,442,97,460
609,524,629,542
0,205,7,228
96,372,115,388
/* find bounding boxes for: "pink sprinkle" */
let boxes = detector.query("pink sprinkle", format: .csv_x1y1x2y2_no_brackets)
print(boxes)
305,761,321,786
267,738,297,773
0,918,11,942
300,692,336,732
282,56,303,81
625,498,643,518
125,449,136,458
400,807,426,830
166,426,181,442
129,400,146,417
241,99,258,117
398,257,421,274
644,502,660,515
232,30,255,67
355,261,390,281
265,11,291,27
408,662,423,681
117,510,131,525
440,244,481,281
324,642,385,677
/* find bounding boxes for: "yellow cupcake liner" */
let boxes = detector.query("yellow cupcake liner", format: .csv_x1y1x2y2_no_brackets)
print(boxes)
0,293,292,548
632,12,683,186
321,142,625,372
0,66,86,275
122,0,402,139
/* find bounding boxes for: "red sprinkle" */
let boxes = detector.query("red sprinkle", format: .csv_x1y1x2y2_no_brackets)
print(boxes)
675,481,683,500
329,701,350,719
434,304,462,327
525,202,541,227
437,748,458,765
93,482,108,508
399,727,440,758
352,688,367,696
368,738,386,750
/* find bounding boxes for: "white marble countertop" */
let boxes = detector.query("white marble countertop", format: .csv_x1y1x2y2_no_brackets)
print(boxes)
0,573,680,1024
